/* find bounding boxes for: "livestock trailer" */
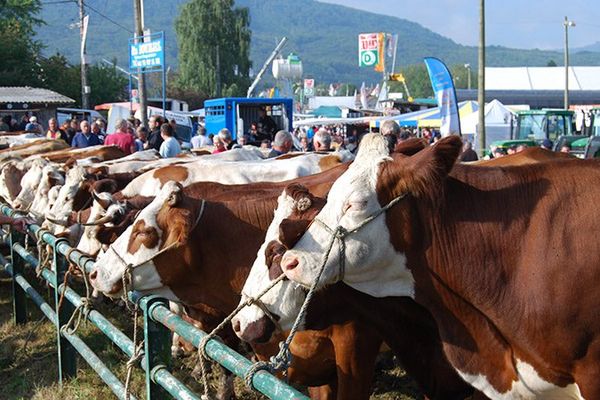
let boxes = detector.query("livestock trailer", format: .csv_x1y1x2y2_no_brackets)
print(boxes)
204,97,293,140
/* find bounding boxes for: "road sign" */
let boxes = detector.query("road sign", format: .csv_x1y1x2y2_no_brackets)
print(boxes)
129,33,164,70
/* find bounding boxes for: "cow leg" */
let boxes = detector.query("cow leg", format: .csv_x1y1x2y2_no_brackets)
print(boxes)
331,321,382,400
169,301,186,358
307,383,337,400
216,367,236,400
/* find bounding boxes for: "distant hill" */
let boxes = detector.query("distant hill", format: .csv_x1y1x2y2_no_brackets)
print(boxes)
573,41,600,53
36,0,600,86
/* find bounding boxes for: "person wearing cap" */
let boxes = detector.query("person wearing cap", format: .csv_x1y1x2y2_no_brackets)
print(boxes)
25,116,43,134
541,139,553,151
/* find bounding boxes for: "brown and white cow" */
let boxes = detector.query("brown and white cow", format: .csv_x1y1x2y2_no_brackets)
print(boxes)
233,184,476,400
87,166,371,398
281,133,600,399
36,145,126,163
119,151,353,198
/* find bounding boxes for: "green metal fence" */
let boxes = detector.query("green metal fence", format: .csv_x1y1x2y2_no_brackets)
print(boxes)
0,203,308,400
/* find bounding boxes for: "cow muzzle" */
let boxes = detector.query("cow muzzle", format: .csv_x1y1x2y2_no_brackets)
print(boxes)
233,315,276,344
89,268,123,298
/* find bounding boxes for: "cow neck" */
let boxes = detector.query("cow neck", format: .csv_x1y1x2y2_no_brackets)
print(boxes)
112,199,207,298
152,195,279,309
403,173,543,389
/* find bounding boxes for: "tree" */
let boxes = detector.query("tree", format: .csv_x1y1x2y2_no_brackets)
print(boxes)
547,60,558,67
0,0,44,85
175,0,252,98
39,54,128,107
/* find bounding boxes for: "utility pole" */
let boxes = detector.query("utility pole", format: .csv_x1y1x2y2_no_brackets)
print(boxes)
216,44,222,97
477,0,486,157
465,63,472,90
79,0,90,109
564,16,576,110
133,0,148,128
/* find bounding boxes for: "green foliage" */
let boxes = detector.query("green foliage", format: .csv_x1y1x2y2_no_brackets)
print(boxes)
39,54,127,107
547,60,558,67
33,0,600,90
174,0,252,97
0,0,44,86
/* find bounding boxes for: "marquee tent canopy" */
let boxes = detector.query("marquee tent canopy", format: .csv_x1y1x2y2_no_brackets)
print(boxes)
371,101,479,129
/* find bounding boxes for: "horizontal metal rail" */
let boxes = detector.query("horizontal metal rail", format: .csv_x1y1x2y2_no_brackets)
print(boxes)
10,242,200,400
1,203,309,399
0,255,137,400
134,293,308,400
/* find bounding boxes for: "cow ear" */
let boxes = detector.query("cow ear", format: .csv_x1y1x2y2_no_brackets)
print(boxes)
63,157,77,171
382,136,462,198
394,137,428,156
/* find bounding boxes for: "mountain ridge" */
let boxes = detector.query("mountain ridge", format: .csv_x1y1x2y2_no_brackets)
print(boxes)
35,0,600,85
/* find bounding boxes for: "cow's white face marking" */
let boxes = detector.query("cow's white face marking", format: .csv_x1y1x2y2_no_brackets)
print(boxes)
29,165,64,216
77,194,124,257
49,166,87,220
14,158,48,209
91,182,179,298
457,359,584,400
281,134,414,298
233,191,307,340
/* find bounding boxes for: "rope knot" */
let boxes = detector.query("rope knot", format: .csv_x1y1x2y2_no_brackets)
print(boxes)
334,225,348,238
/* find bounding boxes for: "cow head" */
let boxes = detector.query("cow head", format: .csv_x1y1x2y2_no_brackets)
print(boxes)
0,161,25,203
279,134,462,298
90,181,198,300
75,192,128,257
48,166,92,221
232,184,324,344
29,165,65,216
13,158,49,210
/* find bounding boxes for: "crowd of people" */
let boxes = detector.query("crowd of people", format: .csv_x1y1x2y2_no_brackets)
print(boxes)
4,109,570,163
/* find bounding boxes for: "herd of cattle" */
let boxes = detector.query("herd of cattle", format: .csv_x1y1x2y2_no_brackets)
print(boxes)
0,133,597,400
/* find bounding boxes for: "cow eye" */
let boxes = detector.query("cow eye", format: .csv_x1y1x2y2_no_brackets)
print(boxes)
345,200,368,213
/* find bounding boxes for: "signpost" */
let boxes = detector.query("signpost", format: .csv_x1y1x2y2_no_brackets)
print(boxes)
128,31,167,118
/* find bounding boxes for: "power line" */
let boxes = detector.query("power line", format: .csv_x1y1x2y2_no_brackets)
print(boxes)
81,0,133,33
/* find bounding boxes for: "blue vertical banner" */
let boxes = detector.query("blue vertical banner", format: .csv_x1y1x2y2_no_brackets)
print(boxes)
423,57,461,136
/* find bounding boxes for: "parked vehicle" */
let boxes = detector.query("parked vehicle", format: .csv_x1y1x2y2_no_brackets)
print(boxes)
204,97,293,140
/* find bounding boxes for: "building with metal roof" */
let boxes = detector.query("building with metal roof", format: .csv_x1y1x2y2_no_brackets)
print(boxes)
456,67,600,109
0,87,75,130
486,67,600,91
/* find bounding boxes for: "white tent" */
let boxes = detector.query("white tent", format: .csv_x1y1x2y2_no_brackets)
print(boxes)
461,99,514,135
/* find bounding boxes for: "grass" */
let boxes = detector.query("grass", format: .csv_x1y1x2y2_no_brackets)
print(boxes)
0,260,422,400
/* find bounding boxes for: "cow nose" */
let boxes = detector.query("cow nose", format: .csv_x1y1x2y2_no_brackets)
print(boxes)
232,318,241,334
281,255,299,272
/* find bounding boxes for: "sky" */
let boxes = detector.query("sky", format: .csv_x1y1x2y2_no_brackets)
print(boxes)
320,0,600,50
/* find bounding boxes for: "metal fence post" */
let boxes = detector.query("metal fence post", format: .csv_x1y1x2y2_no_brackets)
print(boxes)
9,230,27,325
53,238,77,383
141,295,172,400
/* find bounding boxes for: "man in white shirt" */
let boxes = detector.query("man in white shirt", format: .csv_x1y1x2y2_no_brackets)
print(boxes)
159,123,182,158
190,126,211,148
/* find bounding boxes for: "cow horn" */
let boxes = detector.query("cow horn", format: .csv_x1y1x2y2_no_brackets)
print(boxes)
92,191,112,210
46,216,69,226
80,214,114,226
